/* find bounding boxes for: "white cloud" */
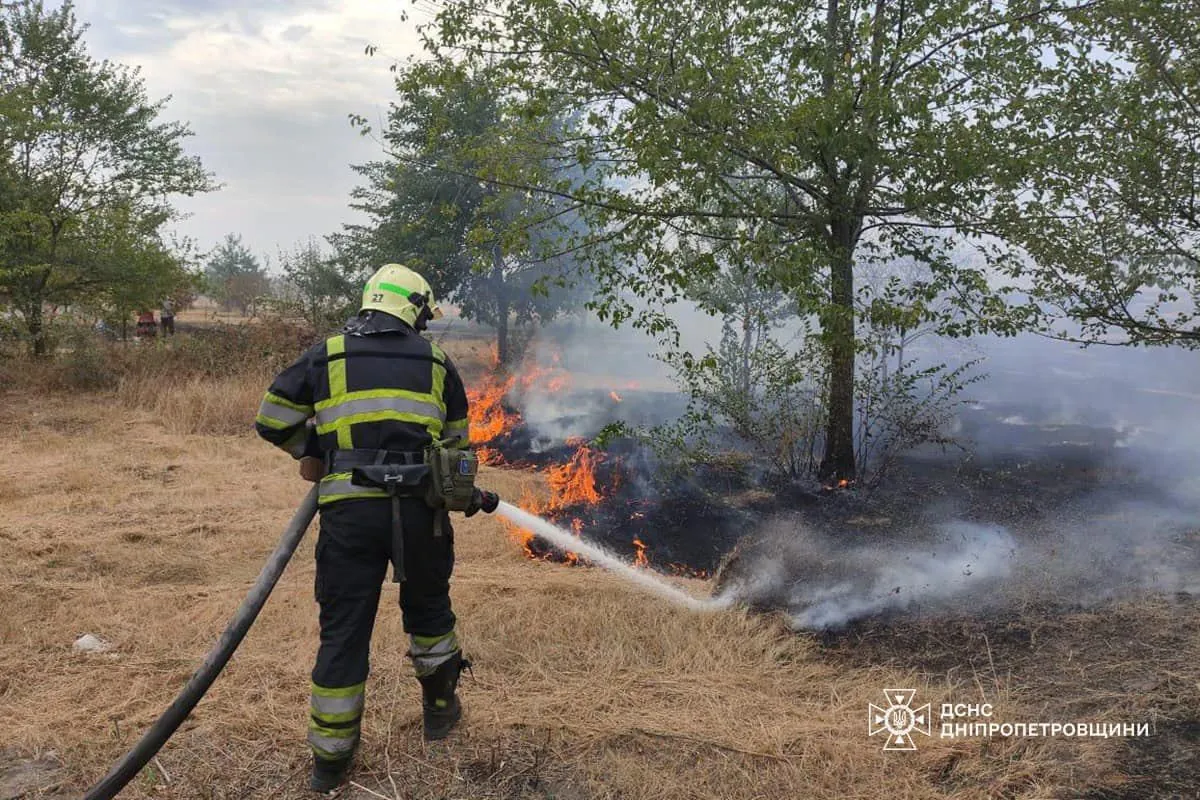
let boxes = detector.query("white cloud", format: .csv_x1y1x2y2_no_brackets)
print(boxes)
67,0,436,264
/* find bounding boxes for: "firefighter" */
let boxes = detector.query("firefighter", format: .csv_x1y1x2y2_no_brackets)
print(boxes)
254,264,497,793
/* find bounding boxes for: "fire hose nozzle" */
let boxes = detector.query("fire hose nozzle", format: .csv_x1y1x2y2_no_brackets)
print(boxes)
466,488,500,517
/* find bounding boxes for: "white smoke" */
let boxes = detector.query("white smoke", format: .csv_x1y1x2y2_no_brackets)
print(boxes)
789,522,1017,629
718,520,1018,630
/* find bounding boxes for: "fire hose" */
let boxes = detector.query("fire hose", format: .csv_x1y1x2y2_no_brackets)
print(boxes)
82,486,320,800
82,483,498,799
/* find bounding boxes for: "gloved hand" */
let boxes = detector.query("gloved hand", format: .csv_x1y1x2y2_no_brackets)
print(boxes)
298,456,325,483
464,488,500,517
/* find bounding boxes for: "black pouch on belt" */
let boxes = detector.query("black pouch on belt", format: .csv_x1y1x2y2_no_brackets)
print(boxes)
350,463,430,584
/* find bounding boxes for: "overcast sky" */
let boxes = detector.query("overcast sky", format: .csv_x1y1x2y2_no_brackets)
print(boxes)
69,0,436,270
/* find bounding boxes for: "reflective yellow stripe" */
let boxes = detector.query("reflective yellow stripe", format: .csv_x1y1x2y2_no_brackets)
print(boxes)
429,344,449,417
325,335,351,448
311,682,364,722
318,473,389,505
316,409,444,439
308,725,357,758
265,392,312,413
315,387,442,412
318,493,388,506
431,361,447,418
409,630,460,676
314,393,446,431
255,413,293,430
325,336,347,394
312,708,361,724
410,631,458,650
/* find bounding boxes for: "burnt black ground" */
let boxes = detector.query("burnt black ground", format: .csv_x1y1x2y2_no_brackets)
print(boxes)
494,382,1200,798
819,597,1200,799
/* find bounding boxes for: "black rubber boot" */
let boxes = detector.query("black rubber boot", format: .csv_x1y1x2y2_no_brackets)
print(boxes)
418,652,466,741
309,756,351,794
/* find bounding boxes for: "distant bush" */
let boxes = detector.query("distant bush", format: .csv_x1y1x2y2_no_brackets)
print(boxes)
2,319,320,434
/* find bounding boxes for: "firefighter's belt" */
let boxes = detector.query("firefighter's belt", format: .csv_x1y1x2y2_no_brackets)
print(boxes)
349,463,431,584
327,448,425,472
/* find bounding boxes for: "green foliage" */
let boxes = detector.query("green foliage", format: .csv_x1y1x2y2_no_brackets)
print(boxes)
60,320,117,390
416,0,1099,478
336,60,591,363
667,321,828,482
0,0,214,355
854,353,984,486
990,0,1200,346
270,238,358,332
204,233,269,315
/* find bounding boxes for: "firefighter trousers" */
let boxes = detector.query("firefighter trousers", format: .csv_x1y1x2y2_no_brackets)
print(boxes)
307,497,457,762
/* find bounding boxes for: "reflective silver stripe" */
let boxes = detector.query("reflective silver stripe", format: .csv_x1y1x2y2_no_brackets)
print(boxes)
308,731,357,757
315,396,446,427
411,649,457,676
257,399,311,426
410,632,459,657
409,632,459,676
312,692,364,717
317,476,387,502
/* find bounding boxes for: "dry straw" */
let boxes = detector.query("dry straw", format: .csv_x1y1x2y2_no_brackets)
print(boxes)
0,329,1137,798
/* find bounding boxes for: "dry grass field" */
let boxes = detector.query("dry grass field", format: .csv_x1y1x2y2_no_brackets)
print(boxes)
0,331,1192,799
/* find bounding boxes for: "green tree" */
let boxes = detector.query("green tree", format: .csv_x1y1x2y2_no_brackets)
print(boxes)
76,204,188,338
417,0,1106,480
276,238,358,330
0,0,213,354
204,233,268,315
994,0,1200,346
337,61,587,364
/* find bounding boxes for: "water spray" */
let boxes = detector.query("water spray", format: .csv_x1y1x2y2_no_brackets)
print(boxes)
495,501,728,613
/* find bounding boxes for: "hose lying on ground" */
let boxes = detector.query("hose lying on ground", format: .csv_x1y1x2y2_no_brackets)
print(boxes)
83,486,319,800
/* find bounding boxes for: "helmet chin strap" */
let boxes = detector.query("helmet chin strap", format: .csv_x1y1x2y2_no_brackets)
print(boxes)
408,292,433,332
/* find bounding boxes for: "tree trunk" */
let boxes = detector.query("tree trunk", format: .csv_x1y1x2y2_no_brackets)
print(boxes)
818,223,857,482
491,250,511,365
27,301,46,357
740,302,753,400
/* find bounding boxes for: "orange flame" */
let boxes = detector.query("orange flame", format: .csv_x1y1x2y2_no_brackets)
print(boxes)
545,438,604,506
518,357,572,394
466,345,522,465
467,374,519,448
502,438,611,565
472,346,649,567
632,537,649,568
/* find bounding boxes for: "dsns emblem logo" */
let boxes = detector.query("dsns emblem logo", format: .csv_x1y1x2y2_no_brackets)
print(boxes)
869,690,931,751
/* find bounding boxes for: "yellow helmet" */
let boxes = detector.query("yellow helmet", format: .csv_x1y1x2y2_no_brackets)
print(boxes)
360,263,444,328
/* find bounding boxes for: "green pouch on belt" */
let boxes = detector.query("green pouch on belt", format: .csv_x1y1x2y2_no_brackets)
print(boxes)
424,440,479,512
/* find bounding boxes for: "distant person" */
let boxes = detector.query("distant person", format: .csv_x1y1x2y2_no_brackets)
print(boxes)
135,310,157,339
160,299,175,336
